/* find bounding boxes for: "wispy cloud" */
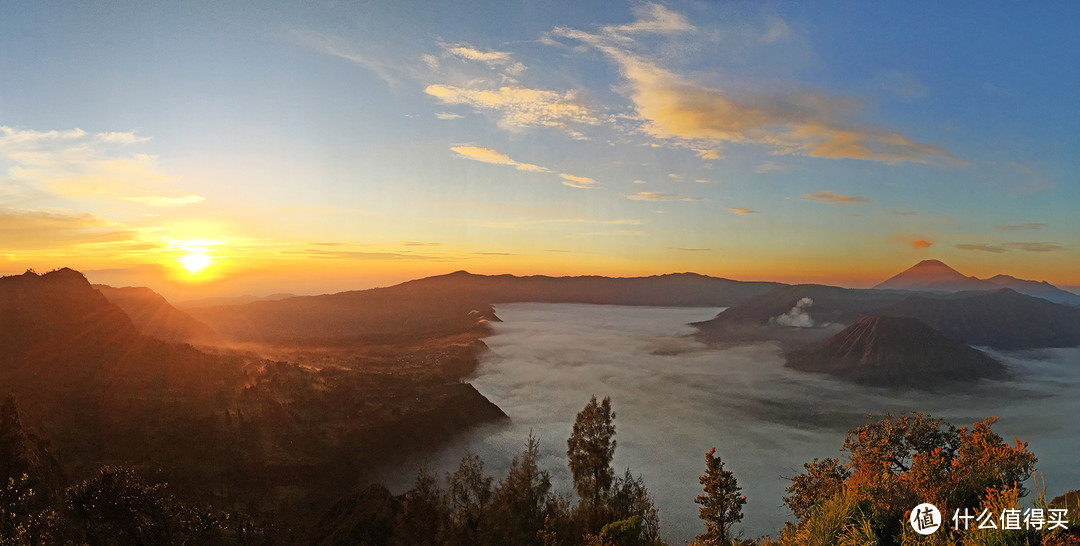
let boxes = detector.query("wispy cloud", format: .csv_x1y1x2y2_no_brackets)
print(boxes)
0,125,200,207
290,28,400,86
889,209,918,216
994,222,1045,231
0,207,133,249
627,192,699,202
120,194,206,207
911,239,933,249
755,161,793,174
425,84,598,136
728,208,757,215
955,242,1066,253
435,112,464,120
450,146,548,172
449,146,597,189
558,173,596,188
803,191,871,204
551,7,963,166
441,42,526,75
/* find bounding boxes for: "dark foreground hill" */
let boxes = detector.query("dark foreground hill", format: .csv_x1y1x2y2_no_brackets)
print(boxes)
786,316,1007,388
694,284,1080,351
0,268,507,532
188,270,784,343
875,259,1080,305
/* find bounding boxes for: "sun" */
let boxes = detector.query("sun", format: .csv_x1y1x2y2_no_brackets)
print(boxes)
178,248,213,274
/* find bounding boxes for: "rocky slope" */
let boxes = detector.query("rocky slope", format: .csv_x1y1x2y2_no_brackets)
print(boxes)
786,316,1006,388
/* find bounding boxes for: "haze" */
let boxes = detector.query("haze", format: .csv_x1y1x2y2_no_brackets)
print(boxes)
387,303,1080,543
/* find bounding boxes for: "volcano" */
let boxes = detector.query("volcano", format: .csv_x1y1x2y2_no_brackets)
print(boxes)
785,315,1006,388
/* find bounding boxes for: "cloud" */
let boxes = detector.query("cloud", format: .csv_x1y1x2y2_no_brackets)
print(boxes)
0,208,133,249
290,28,399,86
421,54,440,71
441,42,526,75
120,193,206,207
803,191,871,204
401,241,443,247
552,12,962,166
0,125,200,207
436,112,464,120
280,249,442,261
994,222,1045,231
424,84,598,135
728,208,757,215
911,239,933,249
755,161,792,174
558,173,596,188
955,243,1006,254
601,3,695,37
1005,242,1066,252
889,210,918,216
627,192,699,202
450,146,548,172
760,17,791,44
955,242,1066,253
695,148,721,160
672,248,711,252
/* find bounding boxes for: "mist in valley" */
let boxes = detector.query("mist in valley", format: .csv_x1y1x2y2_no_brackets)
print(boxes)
379,303,1080,544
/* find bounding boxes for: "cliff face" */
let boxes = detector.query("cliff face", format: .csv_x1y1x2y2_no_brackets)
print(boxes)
786,316,1006,388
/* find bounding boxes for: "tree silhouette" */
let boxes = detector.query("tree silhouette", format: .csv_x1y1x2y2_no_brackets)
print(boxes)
694,447,745,545
567,395,616,510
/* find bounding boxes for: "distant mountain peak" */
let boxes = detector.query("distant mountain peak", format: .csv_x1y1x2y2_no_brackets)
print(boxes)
875,260,1080,305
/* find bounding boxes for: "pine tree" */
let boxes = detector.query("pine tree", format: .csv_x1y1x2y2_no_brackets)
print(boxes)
566,395,616,509
694,448,745,545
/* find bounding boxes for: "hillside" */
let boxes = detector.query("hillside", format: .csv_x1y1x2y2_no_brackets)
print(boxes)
694,284,1080,350
785,316,1007,388
0,268,508,529
93,284,218,344
188,271,784,343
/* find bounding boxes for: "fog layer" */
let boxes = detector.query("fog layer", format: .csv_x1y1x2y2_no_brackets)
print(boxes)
388,303,1080,543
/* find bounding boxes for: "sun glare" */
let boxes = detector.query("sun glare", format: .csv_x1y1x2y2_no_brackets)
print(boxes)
179,249,212,274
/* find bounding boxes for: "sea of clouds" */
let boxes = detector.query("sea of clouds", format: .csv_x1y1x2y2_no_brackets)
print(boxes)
381,303,1080,544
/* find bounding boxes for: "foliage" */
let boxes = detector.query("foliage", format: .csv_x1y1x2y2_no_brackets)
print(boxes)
442,453,494,545
568,396,617,512
484,434,555,546
694,447,746,545
784,413,1044,545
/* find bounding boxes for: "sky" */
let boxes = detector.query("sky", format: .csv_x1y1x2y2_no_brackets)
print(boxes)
2,1,1078,298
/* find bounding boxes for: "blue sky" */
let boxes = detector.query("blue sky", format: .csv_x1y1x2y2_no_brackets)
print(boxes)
2,1,1077,297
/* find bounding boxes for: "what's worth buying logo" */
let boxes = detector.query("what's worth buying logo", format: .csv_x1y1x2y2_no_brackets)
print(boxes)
910,503,943,535
910,502,1070,535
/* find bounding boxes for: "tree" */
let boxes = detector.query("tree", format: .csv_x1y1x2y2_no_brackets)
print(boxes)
782,457,849,521
783,413,1038,544
694,448,745,545
392,466,447,546
442,453,493,545
567,395,616,509
485,434,554,546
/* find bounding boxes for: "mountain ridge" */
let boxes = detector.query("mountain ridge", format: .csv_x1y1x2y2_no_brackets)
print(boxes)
875,259,1080,305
